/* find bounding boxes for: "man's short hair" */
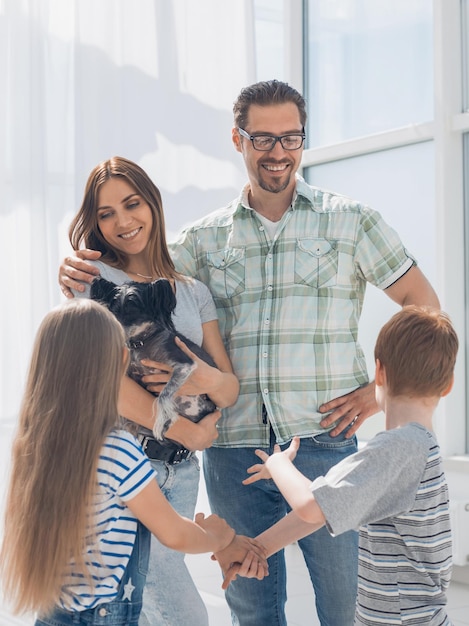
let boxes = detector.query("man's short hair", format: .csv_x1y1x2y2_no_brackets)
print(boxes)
374,306,458,397
233,79,307,129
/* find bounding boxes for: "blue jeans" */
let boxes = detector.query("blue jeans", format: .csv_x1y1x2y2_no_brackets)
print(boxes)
35,521,150,626
139,454,208,626
204,429,359,626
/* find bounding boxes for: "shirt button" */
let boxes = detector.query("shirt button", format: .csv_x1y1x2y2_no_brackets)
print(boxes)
264,319,270,325
259,225,265,231
263,389,269,394
99,607,107,616
263,352,268,358
267,285,273,291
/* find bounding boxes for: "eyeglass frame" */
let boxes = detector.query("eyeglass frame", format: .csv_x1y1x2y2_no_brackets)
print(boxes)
237,127,306,151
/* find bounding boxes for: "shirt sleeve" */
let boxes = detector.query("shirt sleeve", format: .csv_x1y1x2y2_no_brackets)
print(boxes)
310,427,429,536
354,206,416,290
170,230,199,277
98,430,156,502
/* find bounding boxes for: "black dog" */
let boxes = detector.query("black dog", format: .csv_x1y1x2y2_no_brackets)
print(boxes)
90,277,217,441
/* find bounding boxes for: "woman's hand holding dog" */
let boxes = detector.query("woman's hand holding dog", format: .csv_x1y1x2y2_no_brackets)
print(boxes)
212,535,269,589
141,338,224,398
165,409,222,451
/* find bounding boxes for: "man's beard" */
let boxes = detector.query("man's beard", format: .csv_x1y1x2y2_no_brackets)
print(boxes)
258,166,292,194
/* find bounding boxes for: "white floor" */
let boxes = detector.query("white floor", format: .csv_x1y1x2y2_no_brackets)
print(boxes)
0,436,468,626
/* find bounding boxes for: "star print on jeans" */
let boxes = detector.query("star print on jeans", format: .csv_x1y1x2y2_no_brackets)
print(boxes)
122,577,135,601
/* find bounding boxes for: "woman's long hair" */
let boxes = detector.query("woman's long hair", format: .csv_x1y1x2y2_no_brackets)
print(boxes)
0,299,126,615
69,156,182,281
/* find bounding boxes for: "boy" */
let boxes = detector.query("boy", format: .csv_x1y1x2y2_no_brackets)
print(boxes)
218,306,457,625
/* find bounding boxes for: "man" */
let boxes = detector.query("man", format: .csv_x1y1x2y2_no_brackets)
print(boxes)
60,80,439,626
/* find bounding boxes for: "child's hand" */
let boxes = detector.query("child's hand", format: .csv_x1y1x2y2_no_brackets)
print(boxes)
212,535,268,589
194,512,235,552
242,437,301,485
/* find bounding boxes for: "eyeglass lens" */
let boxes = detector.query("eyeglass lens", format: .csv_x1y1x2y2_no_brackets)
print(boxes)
252,135,304,151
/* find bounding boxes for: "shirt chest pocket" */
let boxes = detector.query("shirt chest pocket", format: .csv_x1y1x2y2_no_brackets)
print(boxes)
294,238,338,289
206,248,246,299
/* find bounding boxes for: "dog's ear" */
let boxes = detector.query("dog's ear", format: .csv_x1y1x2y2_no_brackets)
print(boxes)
90,277,118,306
145,280,177,326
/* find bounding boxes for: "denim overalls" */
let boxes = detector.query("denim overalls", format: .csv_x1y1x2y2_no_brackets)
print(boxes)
35,521,150,626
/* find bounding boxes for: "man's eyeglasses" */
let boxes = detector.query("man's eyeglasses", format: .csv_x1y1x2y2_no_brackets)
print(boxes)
238,127,305,151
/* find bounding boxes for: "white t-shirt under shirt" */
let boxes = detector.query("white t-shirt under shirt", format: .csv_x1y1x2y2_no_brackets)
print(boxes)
311,423,452,625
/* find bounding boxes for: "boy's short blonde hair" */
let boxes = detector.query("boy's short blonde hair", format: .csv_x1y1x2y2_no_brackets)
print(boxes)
374,306,458,397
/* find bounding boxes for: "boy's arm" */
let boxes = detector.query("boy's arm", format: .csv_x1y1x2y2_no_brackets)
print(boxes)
264,453,325,525
243,438,324,525
256,510,325,558
217,438,327,587
218,511,325,588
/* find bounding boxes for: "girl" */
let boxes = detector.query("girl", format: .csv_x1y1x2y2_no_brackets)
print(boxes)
67,156,240,625
0,299,236,625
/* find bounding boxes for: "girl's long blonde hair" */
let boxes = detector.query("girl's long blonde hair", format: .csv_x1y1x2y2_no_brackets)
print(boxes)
69,156,182,281
0,299,126,615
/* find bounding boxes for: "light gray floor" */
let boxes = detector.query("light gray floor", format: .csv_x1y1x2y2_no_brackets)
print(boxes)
0,435,468,625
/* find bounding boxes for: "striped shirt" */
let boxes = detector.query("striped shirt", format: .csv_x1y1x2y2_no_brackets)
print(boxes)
170,176,415,446
311,423,452,625
59,430,156,611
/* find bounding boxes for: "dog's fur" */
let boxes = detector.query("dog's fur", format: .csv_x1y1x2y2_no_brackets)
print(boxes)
90,277,217,441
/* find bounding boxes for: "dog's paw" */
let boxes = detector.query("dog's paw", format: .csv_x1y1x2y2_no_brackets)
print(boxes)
152,418,167,441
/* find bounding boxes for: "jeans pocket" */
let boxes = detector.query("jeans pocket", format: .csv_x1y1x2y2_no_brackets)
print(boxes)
310,428,357,449
294,238,338,288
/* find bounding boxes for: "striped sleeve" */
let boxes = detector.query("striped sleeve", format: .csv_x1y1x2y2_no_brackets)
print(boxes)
98,430,156,502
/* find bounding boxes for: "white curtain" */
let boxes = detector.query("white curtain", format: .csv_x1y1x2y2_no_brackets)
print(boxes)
0,0,255,426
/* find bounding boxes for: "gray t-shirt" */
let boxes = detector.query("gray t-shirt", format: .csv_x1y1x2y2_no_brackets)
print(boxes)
72,260,217,345
311,423,452,625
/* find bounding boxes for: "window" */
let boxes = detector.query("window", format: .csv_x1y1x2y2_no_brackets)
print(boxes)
304,0,433,147
302,0,468,453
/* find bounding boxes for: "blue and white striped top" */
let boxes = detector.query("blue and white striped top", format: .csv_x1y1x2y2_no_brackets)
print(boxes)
311,423,452,625
59,429,156,611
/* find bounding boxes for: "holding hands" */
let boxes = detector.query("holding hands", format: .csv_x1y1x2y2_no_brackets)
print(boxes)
212,535,268,589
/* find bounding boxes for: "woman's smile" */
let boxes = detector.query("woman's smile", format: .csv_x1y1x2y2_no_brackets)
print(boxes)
97,178,153,258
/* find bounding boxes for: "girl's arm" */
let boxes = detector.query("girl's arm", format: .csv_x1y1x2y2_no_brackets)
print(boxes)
127,479,235,554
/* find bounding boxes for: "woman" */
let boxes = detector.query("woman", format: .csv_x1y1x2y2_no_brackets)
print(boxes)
68,157,240,625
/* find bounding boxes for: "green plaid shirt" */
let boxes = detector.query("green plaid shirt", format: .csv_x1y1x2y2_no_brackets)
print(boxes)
170,177,415,447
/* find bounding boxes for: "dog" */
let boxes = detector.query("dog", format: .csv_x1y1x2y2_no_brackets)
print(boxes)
90,276,217,441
